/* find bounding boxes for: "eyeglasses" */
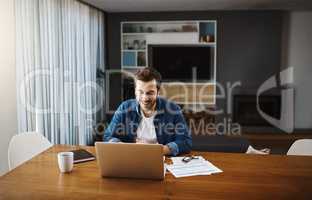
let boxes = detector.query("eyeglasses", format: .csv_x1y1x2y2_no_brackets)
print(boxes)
182,156,199,163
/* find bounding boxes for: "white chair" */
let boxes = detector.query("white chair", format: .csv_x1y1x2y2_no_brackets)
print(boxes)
287,139,312,156
8,132,53,170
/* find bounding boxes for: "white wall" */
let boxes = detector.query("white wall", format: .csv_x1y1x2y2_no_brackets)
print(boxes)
285,12,312,129
0,0,17,176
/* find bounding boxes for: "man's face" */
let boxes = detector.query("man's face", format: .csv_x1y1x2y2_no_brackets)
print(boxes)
135,79,158,112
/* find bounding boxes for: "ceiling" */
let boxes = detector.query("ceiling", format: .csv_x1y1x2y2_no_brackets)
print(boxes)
82,0,312,12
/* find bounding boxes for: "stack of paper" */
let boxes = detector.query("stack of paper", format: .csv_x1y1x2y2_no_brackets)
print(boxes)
166,156,223,178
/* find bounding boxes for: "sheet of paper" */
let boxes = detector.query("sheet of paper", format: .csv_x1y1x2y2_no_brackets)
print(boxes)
166,156,223,178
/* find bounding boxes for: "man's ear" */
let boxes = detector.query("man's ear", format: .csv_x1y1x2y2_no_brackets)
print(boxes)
156,89,160,96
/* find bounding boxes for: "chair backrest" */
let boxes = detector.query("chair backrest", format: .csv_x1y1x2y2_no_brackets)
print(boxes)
287,139,312,156
8,132,53,170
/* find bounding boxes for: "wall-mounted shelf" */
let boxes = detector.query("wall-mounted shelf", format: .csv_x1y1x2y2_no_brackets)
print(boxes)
121,20,217,69
120,20,217,105
122,21,198,34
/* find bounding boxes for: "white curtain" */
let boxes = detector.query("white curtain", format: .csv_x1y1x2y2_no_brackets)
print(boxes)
16,0,105,145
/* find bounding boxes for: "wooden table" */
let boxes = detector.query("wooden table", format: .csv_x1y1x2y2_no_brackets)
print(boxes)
0,145,312,200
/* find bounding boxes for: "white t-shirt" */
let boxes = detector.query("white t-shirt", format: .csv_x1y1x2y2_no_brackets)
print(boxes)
136,110,158,144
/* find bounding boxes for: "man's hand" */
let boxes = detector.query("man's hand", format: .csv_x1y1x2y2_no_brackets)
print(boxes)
163,145,171,155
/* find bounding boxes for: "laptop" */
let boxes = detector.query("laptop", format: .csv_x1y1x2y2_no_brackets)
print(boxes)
95,142,165,180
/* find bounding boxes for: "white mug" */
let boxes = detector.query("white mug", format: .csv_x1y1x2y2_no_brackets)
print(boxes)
57,152,74,173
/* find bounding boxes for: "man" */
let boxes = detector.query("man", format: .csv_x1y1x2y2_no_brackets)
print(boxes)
104,67,192,156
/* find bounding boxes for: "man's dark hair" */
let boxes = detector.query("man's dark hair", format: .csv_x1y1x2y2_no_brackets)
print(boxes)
134,67,162,90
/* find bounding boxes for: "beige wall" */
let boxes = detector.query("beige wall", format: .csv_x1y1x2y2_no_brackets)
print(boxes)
0,0,17,176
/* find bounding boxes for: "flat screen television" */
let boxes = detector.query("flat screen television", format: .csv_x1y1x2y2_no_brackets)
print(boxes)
148,45,214,82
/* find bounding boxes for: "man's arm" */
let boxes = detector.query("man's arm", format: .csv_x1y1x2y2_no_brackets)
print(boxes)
103,103,125,142
164,109,192,156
